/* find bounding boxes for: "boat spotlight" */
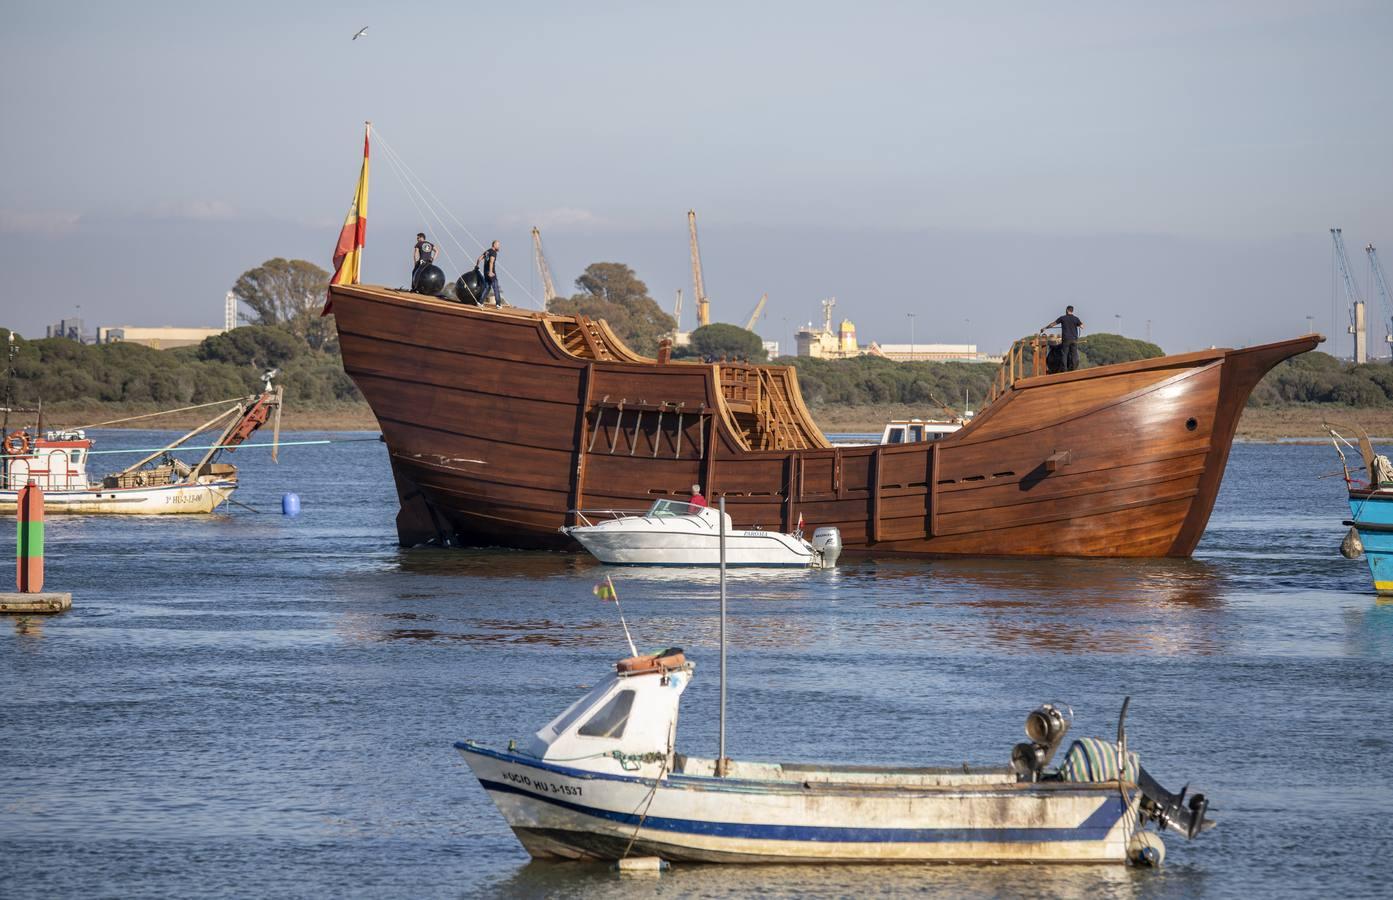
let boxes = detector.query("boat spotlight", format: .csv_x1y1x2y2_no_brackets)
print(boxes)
1012,703,1073,781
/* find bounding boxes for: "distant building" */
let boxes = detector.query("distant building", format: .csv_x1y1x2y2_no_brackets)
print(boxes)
46,318,88,342
868,343,1001,363
796,299,862,359
762,340,781,358
97,326,226,350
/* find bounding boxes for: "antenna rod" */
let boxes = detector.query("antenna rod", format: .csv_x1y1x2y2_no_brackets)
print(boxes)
717,495,728,776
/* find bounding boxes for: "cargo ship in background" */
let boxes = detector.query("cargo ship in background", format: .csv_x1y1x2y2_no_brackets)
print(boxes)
328,282,1318,558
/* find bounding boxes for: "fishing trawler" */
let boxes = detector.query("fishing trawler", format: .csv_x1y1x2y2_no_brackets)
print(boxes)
0,377,282,514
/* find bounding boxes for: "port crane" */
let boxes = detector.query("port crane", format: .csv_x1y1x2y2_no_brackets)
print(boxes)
531,226,559,308
1332,228,1369,363
1369,244,1393,358
743,293,767,331
688,210,711,327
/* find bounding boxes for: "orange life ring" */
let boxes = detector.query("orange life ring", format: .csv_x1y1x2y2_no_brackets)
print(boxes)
2,431,29,456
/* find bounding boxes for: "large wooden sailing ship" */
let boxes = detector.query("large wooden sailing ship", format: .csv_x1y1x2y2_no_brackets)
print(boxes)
330,283,1318,557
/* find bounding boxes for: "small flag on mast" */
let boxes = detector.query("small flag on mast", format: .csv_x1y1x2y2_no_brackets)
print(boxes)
323,122,370,316
594,575,637,657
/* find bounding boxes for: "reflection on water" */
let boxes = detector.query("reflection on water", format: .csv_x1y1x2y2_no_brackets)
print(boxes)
2,436,1392,899
485,859,1143,900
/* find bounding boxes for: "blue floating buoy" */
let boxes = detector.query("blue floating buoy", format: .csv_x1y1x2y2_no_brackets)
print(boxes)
281,492,301,517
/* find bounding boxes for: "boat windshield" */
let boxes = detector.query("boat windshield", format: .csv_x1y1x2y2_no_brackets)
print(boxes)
647,498,695,517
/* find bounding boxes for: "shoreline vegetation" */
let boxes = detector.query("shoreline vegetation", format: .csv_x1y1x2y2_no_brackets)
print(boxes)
4,258,1390,444
26,401,1380,442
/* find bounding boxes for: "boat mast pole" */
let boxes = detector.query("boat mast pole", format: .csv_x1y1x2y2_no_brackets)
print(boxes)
718,495,728,777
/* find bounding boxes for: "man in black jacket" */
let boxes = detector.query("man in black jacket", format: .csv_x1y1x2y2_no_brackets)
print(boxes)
1042,305,1084,371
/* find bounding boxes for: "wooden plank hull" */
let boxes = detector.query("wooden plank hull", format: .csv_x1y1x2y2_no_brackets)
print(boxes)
331,284,1319,558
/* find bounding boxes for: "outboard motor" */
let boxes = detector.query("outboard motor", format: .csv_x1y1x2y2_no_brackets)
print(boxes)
811,527,842,568
412,264,445,296
456,270,485,305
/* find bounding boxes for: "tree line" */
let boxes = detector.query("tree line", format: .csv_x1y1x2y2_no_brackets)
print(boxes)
3,254,1370,414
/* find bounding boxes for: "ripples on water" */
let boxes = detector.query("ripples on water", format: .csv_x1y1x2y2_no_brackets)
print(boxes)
2,433,1391,899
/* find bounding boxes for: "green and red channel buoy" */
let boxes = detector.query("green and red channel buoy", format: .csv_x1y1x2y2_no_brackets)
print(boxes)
17,481,43,593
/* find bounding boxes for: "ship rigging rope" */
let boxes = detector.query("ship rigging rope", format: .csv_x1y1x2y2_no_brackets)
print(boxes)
70,397,247,430
369,125,544,309
374,130,463,276
56,436,383,457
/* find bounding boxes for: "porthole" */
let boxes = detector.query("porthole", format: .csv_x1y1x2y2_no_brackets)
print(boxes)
1185,417,1198,431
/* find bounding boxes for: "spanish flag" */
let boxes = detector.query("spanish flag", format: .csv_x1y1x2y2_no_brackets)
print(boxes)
323,122,370,315
594,578,618,602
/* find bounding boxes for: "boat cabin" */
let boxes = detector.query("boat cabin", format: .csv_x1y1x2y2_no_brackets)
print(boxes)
523,651,691,775
880,419,965,445
1,430,93,491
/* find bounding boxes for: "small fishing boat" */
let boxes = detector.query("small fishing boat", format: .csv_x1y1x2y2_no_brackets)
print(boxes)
456,649,1212,865
561,498,842,568
463,499,1211,867
0,378,282,515
1329,425,1393,592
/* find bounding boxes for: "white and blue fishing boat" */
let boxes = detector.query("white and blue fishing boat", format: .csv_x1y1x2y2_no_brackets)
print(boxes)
455,649,1212,865
1330,426,1393,592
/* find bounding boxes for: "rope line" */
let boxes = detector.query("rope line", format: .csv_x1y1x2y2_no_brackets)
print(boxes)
375,134,462,275
66,398,251,430
4,436,382,459
370,126,543,309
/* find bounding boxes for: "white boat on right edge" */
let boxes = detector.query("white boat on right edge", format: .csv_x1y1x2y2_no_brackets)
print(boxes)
561,499,842,568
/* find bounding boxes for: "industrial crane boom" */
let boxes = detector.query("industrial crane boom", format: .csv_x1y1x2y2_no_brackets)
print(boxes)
688,209,710,327
1332,228,1368,363
531,226,558,307
1369,244,1393,351
743,293,768,331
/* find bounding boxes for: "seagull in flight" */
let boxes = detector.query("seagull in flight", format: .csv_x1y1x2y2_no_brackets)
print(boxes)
352,26,369,40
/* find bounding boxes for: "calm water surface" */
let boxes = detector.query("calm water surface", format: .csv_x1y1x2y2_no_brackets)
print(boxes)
2,433,1390,899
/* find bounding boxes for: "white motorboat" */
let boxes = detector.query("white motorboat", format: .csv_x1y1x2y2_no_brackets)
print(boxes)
456,648,1213,865
560,499,841,568
879,417,966,444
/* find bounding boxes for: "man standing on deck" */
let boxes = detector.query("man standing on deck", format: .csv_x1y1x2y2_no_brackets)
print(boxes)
688,484,707,515
411,232,437,286
1041,305,1084,372
476,240,503,306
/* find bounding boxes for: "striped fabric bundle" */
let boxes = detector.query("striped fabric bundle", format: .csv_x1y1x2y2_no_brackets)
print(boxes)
1058,737,1139,783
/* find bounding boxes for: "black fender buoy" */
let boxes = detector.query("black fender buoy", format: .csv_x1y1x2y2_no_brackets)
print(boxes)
412,264,445,295
456,270,485,305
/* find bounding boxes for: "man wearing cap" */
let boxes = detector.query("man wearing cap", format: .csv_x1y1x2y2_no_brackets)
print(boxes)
687,484,707,515
412,232,437,287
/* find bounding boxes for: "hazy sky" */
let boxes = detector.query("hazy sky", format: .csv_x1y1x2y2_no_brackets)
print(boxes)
2,1,1391,357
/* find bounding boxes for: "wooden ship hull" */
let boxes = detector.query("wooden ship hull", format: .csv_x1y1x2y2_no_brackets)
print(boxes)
330,284,1318,558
